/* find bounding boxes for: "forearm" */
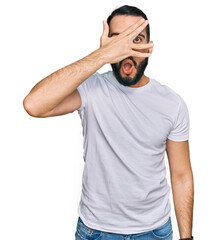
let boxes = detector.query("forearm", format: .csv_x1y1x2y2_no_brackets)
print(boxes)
171,173,194,239
23,47,106,116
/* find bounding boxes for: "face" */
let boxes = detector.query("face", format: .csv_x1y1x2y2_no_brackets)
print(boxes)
109,15,150,87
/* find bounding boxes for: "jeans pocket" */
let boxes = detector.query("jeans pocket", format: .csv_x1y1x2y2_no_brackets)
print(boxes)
91,229,104,240
151,217,173,239
75,217,104,240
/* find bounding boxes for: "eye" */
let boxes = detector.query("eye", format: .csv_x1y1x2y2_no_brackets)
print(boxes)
133,36,142,43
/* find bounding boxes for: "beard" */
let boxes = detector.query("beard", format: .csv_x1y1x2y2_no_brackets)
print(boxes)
110,56,149,87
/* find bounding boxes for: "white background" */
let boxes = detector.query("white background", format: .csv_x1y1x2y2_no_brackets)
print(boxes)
0,0,216,239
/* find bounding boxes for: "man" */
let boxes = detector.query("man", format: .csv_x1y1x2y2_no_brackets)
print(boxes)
23,5,194,240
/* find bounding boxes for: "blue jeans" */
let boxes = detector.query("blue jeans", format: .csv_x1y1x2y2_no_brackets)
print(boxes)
75,216,173,240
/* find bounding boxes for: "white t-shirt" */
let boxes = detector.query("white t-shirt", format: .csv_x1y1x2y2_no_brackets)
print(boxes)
76,70,190,234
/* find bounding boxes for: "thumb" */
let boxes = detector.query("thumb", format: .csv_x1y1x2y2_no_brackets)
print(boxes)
101,20,109,39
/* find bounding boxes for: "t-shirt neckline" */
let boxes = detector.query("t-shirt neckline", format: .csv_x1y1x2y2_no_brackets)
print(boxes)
109,71,153,93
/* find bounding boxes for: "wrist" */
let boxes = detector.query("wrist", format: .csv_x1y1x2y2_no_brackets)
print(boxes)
93,47,109,66
179,236,194,240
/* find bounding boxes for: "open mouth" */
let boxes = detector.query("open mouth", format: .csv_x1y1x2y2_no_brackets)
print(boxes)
122,60,134,75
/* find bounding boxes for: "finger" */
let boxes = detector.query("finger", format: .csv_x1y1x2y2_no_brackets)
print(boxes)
119,18,148,39
131,42,153,50
149,46,154,54
129,21,149,40
101,20,109,40
147,40,154,54
131,50,152,58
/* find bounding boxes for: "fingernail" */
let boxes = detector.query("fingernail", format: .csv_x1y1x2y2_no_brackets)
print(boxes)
150,43,154,46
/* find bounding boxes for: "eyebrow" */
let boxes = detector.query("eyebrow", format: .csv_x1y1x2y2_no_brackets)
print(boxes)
110,32,145,39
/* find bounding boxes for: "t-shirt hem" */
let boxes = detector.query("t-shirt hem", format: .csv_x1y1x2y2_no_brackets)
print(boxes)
77,206,171,235
167,135,189,141
76,86,85,112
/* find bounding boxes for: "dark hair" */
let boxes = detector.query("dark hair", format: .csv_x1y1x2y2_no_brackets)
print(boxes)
107,5,150,42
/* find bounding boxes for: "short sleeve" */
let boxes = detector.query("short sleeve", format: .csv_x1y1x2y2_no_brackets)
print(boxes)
167,96,190,141
76,72,99,113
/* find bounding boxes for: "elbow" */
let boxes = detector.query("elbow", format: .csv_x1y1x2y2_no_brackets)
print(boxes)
23,96,40,117
171,170,194,185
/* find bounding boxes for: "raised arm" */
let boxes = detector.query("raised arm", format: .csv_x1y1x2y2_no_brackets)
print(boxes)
23,18,153,117
23,49,106,117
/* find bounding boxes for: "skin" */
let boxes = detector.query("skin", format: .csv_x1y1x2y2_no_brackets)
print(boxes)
108,15,153,87
23,12,194,239
106,16,194,239
166,139,194,239
24,17,154,117
102,16,194,239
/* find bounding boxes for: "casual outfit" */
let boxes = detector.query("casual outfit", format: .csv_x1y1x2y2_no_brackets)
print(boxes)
75,70,190,237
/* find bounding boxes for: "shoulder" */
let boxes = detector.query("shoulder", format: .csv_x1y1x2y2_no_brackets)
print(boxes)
89,70,113,91
77,71,112,98
78,71,101,90
151,78,184,107
85,71,110,86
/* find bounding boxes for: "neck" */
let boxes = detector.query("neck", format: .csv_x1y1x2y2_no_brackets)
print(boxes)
130,75,150,88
